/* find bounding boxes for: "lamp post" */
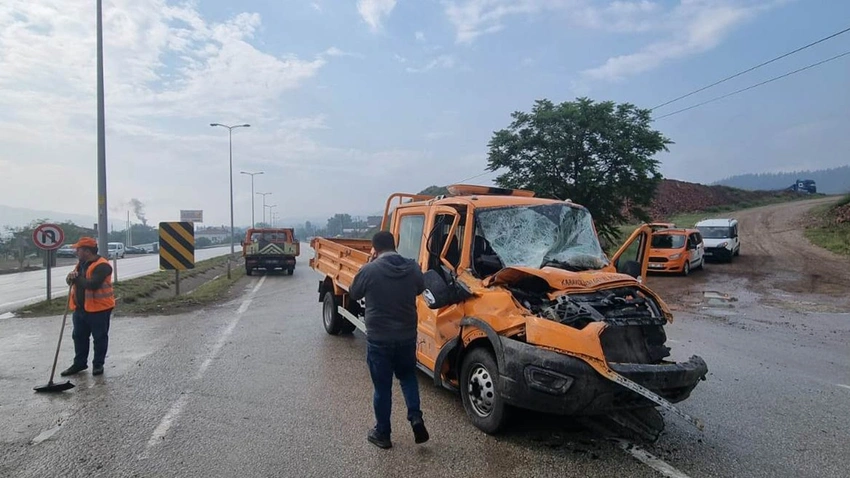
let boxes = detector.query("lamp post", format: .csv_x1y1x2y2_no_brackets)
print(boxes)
96,0,108,255
240,171,263,228
210,122,250,279
265,204,277,227
256,192,272,226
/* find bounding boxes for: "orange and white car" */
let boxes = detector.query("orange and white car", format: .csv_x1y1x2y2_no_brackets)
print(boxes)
647,228,705,276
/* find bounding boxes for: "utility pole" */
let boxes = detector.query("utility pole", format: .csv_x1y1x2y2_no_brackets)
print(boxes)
257,193,272,225
96,0,108,255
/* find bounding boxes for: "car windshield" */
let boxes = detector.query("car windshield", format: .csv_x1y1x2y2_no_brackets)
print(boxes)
475,203,609,270
697,226,731,239
652,234,686,249
108,244,117,249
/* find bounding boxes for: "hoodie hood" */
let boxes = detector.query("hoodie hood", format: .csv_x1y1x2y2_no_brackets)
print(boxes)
373,252,420,278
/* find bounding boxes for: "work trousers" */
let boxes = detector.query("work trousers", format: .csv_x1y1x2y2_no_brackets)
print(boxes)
72,309,112,368
366,337,423,437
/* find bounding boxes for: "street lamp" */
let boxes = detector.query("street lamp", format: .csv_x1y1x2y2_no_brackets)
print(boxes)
256,192,272,226
210,122,250,279
240,171,263,228
265,204,277,227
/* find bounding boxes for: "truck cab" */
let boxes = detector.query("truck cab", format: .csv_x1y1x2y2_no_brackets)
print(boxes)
311,185,707,437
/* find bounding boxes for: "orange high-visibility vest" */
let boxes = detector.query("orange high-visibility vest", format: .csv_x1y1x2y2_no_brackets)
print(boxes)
69,257,115,312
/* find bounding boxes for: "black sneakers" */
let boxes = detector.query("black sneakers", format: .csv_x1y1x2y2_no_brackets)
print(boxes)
92,366,104,376
60,364,87,376
411,419,429,444
367,428,392,449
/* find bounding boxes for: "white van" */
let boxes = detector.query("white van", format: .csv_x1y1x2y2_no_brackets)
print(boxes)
694,218,740,262
107,242,126,259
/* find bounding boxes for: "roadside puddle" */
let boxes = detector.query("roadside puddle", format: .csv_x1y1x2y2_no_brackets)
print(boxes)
700,291,738,317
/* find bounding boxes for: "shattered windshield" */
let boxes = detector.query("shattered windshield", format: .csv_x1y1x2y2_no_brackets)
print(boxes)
475,203,609,270
652,234,686,249
697,227,731,239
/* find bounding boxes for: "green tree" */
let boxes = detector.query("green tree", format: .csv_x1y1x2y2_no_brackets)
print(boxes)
486,97,671,243
326,214,352,237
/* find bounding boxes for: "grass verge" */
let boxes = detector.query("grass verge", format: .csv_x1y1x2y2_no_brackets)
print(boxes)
15,253,243,317
803,196,850,257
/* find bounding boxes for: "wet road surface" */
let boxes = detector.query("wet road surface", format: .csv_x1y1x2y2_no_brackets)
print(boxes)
0,246,233,314
1,199,849,477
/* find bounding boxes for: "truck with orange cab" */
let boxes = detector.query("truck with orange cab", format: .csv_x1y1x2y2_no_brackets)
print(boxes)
309,185,707,437
648,228,705,276
242,227,299,275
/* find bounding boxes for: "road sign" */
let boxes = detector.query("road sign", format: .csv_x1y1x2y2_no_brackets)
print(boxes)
180,210,203,223
32,223,65,251
158,222,195,270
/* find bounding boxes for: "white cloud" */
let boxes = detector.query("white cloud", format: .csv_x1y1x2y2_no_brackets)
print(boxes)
406,55,457,73
0,0,430,225
357,0,397,31
415,31,427,42
442,1,781,81
581,2,765,81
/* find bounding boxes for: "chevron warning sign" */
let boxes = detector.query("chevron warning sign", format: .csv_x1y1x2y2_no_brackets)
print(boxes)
158,221,195,270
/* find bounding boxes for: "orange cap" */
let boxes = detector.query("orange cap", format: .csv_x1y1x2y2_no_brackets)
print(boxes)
71,237,98,249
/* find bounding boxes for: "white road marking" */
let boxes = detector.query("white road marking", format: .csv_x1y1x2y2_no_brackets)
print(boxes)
30,410,76,445
615,439,692,478
837,384,850,391
142,276,266,454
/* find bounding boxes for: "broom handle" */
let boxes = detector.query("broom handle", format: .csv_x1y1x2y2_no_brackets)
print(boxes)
48,286,73,384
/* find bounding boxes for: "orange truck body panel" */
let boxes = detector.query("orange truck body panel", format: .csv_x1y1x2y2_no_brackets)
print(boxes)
309,185,707,434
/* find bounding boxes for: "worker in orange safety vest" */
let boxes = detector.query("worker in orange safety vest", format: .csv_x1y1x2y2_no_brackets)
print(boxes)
60,237,115,377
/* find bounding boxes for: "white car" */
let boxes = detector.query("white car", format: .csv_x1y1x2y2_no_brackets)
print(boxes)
694,218,740,262
107,242,126,259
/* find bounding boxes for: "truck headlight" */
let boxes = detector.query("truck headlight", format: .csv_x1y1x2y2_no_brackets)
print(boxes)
670,253,681,260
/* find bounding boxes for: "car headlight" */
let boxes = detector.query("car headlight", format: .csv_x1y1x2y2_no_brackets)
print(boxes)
670,253,681,259
717,242,728,248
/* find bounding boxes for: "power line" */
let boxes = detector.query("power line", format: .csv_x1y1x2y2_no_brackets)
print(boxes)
651,25,850,111
653,50,850,120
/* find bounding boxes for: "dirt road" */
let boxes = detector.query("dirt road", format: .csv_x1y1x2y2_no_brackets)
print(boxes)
651,196,850,313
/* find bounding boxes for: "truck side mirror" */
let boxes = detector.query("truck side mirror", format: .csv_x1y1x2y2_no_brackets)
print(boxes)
422,267,473,309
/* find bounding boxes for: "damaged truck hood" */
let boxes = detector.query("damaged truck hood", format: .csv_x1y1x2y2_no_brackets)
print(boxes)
482,266,637,292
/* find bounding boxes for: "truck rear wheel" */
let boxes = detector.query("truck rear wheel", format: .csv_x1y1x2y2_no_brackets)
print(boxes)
323,291,353,335
460,347,509,434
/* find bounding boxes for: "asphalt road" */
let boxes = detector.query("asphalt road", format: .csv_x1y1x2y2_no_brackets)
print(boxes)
0,246,233,314
1,199,848,477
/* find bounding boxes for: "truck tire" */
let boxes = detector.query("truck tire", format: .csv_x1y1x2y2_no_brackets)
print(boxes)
323,291,353,335
460,347,509,434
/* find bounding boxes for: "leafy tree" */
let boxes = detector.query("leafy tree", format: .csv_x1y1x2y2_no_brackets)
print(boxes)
195,237,213,248
326,214,352,237
485,97,671,243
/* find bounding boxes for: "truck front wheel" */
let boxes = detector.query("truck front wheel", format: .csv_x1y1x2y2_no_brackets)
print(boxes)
323,291,351,335
460,347,509,434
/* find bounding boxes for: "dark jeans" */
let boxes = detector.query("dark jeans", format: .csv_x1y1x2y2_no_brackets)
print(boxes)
366,338,423,437
72,309,112,368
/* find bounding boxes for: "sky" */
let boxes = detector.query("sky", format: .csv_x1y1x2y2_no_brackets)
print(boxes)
1,0,848,228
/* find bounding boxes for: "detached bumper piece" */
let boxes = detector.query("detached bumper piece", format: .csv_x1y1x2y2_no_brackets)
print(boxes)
498,338,708,417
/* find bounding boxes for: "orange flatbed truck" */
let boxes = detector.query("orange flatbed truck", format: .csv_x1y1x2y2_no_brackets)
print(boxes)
242,227,300,275
310,185,708,437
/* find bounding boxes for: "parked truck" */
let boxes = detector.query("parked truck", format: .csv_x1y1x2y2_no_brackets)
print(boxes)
242,227,299,275
309,185,708,438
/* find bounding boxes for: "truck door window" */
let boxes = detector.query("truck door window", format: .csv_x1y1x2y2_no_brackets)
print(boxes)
397,214,426,261
426,214,464,271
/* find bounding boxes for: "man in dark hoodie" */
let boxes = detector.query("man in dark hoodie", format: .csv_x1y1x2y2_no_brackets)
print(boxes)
349,231,429,449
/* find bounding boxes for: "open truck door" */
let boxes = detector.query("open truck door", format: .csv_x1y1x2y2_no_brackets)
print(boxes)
605,224,652,284
420,206,473,310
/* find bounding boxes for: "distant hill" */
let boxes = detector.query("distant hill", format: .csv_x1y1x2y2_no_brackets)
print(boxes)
0,205,101,230
713,166,850,194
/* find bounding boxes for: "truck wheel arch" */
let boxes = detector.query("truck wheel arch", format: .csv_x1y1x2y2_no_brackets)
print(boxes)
434,317,506,391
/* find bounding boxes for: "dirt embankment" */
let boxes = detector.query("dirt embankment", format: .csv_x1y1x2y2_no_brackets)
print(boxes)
652,197,850,313
644,179,801,221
